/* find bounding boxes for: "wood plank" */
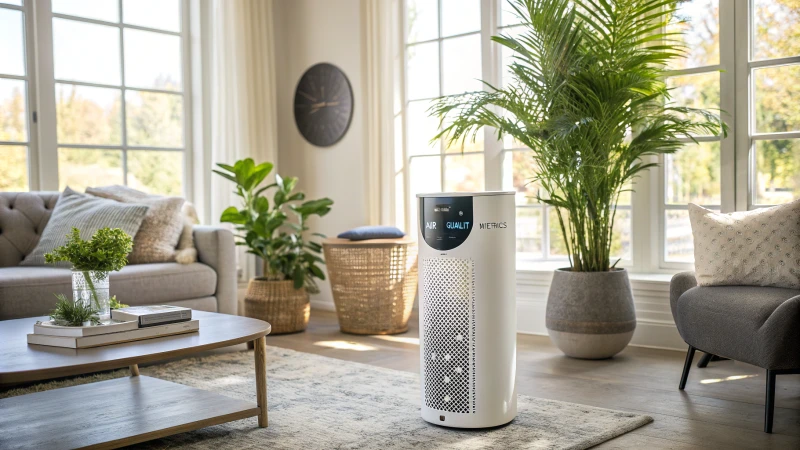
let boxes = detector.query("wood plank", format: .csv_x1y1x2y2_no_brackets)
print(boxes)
0,376,260,450
0,311,271,384
254,336,268,427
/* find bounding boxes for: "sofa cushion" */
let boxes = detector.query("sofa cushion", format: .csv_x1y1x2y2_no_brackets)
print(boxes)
676,285,800,369
20,187,150,267
86,185,185,264
0,263,217,320
0,192,60,268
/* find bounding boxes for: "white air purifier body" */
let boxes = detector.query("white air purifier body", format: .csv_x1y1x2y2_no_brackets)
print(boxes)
417,191,517,428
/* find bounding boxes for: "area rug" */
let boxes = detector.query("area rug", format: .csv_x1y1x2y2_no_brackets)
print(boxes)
0,347,652,449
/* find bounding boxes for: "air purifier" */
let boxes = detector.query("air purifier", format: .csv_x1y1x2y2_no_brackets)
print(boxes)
417,191,517,428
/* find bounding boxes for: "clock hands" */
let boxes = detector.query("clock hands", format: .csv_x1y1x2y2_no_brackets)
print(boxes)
309,101,341,115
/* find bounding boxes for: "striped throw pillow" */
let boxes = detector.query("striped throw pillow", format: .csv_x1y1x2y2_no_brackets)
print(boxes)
20,187,150,267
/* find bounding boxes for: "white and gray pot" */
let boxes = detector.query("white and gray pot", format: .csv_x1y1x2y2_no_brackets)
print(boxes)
545,268,635,359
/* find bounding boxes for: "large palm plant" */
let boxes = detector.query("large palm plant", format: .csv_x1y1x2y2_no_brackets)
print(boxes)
431,0,726,271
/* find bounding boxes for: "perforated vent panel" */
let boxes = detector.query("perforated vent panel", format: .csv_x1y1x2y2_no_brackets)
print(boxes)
422,257,475,414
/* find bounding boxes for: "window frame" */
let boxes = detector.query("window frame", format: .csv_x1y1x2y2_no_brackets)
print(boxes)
399,0,635,267
397,0,798,274
0,0,39,190
13,0,194,199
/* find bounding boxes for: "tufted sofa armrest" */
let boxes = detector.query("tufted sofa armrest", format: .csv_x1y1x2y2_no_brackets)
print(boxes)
194,226,237,315
670,271,697,321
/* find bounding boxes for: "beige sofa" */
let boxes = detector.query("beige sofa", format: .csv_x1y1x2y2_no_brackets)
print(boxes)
0,192,237,320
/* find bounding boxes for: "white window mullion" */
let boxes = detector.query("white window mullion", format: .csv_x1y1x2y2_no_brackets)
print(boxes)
719,0,736,214
32,0,59,191
118,0,128,186
437,0,445,191
22,0,39,190
733,0,750,212
180,0,194,202
481,0,502,191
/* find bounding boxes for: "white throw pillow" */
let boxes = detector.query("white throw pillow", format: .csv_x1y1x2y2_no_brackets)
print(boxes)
688,201,800,289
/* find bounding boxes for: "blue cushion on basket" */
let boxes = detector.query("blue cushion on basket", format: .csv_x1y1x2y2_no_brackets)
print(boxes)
337,226,405,241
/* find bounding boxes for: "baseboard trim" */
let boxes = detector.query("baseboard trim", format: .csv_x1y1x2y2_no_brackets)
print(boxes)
307,269,684,351
311,298,336,312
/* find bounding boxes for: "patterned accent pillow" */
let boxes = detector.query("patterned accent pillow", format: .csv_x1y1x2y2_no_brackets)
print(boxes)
689,201,800,289
20,187,149,267
86,185,185,264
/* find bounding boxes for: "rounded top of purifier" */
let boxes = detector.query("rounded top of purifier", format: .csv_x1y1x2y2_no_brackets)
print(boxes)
415,191,515,198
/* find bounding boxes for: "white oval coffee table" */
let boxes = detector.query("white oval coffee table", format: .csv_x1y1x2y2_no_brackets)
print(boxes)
0,311,271,450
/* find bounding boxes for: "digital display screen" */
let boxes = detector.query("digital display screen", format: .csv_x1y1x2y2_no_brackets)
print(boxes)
419,196,474,251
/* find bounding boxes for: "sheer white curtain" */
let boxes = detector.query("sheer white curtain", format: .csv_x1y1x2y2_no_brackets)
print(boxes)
210,0,279,280
362,0,396,225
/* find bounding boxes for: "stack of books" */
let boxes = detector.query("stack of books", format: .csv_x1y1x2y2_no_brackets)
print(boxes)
27,305,198,349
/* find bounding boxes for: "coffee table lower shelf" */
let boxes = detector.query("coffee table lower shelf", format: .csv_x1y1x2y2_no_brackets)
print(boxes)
0,375,261,450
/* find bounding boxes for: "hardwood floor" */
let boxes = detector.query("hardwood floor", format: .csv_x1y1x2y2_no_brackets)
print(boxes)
266,309,800,449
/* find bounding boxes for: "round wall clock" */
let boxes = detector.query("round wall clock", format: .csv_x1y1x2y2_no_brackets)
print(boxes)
293,63,354,147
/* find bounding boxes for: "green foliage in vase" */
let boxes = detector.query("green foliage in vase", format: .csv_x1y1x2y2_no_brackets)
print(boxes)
430,0,728,272
214,158,334,292
50,294,100,326
44,227,134,272
109,295,129,310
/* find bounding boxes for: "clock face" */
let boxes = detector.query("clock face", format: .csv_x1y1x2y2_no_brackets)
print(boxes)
293,63,354,147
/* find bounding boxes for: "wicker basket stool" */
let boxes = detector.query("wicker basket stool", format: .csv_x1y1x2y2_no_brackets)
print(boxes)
322,238,418,335
244,279,310,335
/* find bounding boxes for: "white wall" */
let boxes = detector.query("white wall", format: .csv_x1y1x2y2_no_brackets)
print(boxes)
273,0,368,308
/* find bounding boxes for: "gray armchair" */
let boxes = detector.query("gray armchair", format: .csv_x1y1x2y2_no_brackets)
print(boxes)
0,192,237,320
670,271,800,433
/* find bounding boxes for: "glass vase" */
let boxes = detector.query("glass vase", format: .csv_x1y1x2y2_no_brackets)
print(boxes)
72,270,111,322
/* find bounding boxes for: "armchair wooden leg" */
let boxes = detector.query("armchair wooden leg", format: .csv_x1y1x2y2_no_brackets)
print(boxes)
765,369,776,433
129,364,140,376
679,346,696,390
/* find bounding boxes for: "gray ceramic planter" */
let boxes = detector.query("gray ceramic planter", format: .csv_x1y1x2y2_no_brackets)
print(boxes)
545,268,635,359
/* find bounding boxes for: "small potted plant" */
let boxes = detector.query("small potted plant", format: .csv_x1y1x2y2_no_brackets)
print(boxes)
214,158,333,334
45,227,134,322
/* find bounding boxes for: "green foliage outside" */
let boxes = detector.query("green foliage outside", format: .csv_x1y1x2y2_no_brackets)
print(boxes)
1,77,183,194
214,159,334,292
50,293,100,326
431,0,727,271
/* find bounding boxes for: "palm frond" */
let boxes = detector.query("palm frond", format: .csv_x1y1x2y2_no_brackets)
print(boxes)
430,0,727,271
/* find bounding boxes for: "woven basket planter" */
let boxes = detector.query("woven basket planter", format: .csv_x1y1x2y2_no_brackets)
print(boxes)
323,238,418,335
244,278,310,335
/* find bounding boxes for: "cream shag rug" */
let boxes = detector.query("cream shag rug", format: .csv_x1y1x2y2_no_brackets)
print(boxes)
1,347,652,449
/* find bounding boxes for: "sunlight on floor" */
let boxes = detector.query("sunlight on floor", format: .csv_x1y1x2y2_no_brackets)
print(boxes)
210,375,250,386
700,374,759,384
314,340,377,351
371,335,420,345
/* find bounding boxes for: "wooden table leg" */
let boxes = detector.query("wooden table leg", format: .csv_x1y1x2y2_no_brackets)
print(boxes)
130,364,140,376
254,336,268,427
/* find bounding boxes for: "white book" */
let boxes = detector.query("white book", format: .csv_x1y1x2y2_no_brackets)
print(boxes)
33,320,139,337
27,320,199,349
111,305,192,327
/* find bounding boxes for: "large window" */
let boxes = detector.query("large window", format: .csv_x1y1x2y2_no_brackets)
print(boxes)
398,0,800,271
748,0,800,207
404,0,486,239
0,0,190,196
661,0,729,264
0,0,33,191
